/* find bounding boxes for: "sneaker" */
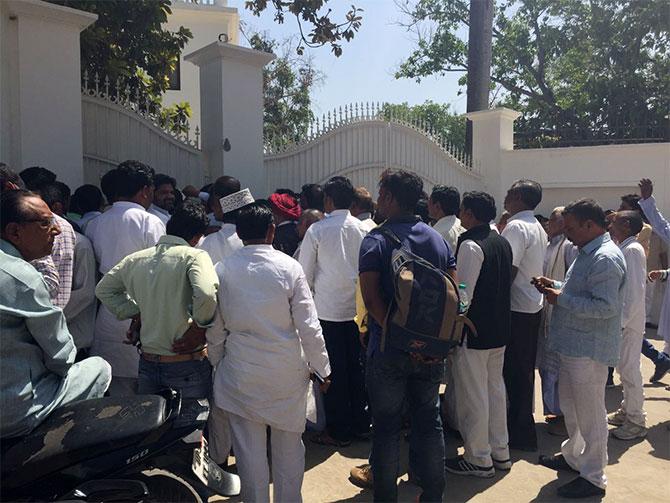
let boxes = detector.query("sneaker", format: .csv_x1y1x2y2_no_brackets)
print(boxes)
492,458,512,470
611,420,648,440
349,464,373,488
607,409,627,426
445,456,495,478
650,356,670,382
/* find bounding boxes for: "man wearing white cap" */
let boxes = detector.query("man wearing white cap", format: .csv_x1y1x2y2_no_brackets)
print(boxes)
202,187,255,470
198,183,248,266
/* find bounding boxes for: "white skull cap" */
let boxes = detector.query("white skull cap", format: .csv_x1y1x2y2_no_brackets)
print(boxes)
219,188,254,214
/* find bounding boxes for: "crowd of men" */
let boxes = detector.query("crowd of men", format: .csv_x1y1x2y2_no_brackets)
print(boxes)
0,159,668,502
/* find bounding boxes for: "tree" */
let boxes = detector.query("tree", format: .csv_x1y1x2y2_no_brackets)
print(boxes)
381,101,467,152
247,32,322,146
396,0,670,145
48,0,191,97
465,0,494,151
244,0,363,56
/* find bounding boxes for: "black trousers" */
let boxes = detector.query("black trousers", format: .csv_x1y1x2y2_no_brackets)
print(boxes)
503,310,542,449
320,319,370,441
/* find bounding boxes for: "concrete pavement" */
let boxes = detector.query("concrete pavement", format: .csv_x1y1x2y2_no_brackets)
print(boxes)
213,332,669,502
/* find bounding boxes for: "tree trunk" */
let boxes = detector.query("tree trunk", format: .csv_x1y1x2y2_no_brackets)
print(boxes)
465,0,494,155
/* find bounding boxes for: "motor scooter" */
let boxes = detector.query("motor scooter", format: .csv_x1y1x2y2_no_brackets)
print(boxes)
0,389,240,502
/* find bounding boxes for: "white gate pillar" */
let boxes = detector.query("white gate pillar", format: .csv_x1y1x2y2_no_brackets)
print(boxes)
185,42,273,195
466,107,520,214
1,0,97,189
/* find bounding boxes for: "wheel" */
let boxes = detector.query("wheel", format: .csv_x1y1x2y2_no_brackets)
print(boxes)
138,469,202,503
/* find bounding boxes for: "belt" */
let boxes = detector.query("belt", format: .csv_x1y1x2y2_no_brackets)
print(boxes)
141,348,207,363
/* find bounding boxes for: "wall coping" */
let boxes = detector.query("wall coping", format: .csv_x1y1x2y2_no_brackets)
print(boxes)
465,107,521,122
6,0,97,30
184,41,274,68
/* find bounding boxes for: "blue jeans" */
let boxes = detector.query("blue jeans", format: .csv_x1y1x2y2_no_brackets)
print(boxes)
138,358,212,399
367,350,445,502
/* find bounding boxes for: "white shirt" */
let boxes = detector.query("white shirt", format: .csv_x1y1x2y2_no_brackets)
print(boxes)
433,215,465,253
63,232,97,350
502,210,547,313
619,237,647,333
198,223,244,266
456,239,484,302
148,204,171,225
357,212,377,232
208,245,331,433
85,201,164,377
85,201,165,274
77,211,101,234
299,209,367,321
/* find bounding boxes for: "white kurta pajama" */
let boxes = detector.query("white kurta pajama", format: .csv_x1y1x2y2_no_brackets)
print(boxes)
208,245,330,503
616,237,647,426
639,196,670,354
85,202,165,383
197,223,243,266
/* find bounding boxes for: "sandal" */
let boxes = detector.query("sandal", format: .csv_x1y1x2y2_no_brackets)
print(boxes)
311,432,352,447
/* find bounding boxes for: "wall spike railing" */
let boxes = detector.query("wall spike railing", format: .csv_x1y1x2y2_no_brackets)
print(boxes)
81,71,200,150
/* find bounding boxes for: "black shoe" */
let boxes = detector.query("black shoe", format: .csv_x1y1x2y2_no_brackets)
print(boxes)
557,477,605,499
650,357,670,382
538,454,578,473
509,442,538,452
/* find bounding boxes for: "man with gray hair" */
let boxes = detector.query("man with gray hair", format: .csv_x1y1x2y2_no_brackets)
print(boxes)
537,207,577,435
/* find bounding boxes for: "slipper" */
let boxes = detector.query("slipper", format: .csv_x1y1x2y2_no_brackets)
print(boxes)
311,432,352,447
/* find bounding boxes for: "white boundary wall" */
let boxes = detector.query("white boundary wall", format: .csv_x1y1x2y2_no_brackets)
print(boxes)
501,143,670,217
468,109,670,217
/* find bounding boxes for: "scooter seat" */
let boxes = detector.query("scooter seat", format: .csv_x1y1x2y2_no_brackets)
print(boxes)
1,393,171,477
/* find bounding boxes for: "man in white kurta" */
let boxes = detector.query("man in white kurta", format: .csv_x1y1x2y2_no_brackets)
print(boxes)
608,212,648,440
85,162,165,394
208,202,330,503
639,179,670,359
198,216,243,266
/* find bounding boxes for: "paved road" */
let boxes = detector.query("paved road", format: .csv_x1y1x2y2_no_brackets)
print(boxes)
213,332,669,502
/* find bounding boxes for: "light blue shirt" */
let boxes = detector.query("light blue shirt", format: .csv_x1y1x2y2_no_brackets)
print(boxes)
547,233,626,366
0,240,77,437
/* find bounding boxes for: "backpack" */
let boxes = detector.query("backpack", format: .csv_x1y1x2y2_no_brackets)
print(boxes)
377,227,477,358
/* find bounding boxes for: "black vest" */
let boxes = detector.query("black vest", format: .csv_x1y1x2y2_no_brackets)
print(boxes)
456,224,513,349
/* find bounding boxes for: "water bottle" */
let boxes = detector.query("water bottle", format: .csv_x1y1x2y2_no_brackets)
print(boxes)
458,283,469,314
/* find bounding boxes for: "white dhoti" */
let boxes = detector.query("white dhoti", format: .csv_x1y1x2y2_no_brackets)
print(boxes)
208,405,233,466
559,355,608,489
616,328,646,426
228,412,305,503
453,345,509,467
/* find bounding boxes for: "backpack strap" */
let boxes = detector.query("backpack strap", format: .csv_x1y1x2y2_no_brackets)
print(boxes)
376,226,403,248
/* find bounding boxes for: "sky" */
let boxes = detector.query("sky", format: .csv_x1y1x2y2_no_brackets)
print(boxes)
232,0,467,117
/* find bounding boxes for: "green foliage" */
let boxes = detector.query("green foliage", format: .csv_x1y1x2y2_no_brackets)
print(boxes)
48,0,192,98
244,1,363,56
159,102,193,135
248,32,321,146
381,101,466,151
397,0,670,142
